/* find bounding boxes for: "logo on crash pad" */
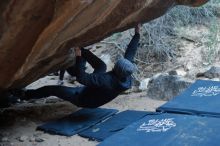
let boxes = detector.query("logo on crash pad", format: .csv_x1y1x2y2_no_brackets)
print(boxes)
191,86,220,97
137,118,176,133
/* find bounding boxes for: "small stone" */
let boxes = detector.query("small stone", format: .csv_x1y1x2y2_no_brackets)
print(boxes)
176,69,187,76
35,137,45,142
168,70,177,75
202,62,209,66
139,78,150,91
17,135,28,142
185,63,192,71
29,137,35,142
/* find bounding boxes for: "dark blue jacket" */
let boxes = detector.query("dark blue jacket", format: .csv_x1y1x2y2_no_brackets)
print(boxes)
75,57,132,108
75,33,140,108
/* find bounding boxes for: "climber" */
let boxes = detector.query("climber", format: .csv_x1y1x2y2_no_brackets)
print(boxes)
12,24,141,108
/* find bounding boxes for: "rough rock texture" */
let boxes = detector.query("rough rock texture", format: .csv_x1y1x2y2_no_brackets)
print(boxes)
0,0,209,91
147,74,192,100
197,66,220,79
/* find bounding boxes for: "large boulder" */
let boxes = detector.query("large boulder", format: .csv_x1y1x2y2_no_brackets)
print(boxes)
147,74,192,100
197,66,220,79
0,0,209,92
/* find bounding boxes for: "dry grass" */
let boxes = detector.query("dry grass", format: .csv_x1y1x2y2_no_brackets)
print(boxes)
101,0,220,80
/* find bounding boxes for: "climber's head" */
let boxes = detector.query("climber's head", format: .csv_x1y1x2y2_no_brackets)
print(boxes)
113,58,137,78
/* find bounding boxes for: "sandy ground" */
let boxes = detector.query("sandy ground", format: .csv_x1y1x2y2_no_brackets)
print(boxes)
0,75,166,146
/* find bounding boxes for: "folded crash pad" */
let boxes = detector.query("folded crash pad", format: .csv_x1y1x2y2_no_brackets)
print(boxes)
157,80,220,117
99,113,220,146
37,108,118,136
79,110,152,141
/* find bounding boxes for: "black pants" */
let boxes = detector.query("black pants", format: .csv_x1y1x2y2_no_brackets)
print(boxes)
25,34,139,106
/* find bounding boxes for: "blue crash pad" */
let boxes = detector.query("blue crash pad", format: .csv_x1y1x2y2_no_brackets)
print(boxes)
79,110,152,141
157,80,220,117
37,108,118,136
98,113,220,146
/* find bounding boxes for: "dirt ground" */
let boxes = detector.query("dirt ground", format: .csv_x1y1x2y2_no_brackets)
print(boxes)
0,75,166,146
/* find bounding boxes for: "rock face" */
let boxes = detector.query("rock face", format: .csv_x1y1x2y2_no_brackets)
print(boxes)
0,0,209,91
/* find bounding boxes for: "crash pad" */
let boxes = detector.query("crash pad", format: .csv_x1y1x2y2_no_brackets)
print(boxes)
37,108,118,136
157,80,220,117
99,113,220,146
79,110,152,141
